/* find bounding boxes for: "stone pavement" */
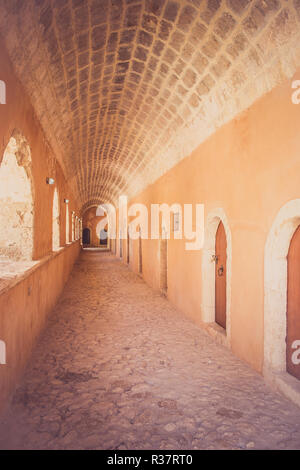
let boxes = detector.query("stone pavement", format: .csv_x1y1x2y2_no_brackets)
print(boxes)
0,250,300,450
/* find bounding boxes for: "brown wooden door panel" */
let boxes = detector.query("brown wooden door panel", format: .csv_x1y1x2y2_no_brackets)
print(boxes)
215,221,227,330
287,225,300,380
160,239,168,293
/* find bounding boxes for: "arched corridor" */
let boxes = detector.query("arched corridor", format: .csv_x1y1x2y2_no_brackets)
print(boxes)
1,0,300,452
0,250,300,450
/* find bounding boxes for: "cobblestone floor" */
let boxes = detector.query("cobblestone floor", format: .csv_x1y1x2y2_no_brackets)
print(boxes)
0,250,300,450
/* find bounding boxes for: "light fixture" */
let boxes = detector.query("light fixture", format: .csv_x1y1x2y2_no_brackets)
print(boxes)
46,177,55,185
64,199,69,204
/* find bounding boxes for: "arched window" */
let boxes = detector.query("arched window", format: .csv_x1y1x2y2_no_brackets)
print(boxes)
52,188,60,251
72,212,75,242
66,203,70,244
0,130,34,261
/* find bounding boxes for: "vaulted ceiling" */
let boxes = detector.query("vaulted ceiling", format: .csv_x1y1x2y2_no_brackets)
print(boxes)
0,0,299,209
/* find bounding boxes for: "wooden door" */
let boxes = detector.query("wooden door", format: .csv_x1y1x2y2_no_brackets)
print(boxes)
215,221,227,329
160,238,168,293
287,225,300,380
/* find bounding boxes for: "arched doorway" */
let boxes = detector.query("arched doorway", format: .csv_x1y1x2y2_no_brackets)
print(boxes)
215,221,227,330
83,228,90,245
201,208,232,346
100,228,107,246
264,199,300,404
286,225,300,380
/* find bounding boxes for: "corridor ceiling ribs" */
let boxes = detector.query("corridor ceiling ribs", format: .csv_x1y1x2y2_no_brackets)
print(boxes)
0,0,299,207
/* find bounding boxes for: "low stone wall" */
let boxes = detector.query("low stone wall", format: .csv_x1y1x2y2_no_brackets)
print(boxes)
0,242,81,413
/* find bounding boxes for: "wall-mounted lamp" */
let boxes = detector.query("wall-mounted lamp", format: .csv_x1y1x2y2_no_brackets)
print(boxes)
64,199,69,204
46,177,55,185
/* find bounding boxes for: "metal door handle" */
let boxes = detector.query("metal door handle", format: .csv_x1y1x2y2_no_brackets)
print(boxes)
218,266,224,276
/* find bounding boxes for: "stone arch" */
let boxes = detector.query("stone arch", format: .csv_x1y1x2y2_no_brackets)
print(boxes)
264,199,300,377
201,208,232,346
95,206,108,247
52,187,60,251
0,129,34,261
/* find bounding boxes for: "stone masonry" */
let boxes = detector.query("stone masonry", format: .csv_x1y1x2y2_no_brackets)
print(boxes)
0,1,300,207
0,250,299,450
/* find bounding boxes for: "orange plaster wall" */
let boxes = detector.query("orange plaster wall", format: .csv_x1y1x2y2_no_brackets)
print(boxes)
0,37,81,410
0,35,80,258
121,68,300,373
0,242,80,413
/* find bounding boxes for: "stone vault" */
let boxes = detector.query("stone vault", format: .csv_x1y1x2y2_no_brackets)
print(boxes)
0,0,300,208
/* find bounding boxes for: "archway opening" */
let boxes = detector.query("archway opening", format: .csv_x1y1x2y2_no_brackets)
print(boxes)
66,203,70,244
82,228,91,245
52,188,60,251
72,212,75,242
0,130,34,261
100,228,108,246
82,205,108,248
